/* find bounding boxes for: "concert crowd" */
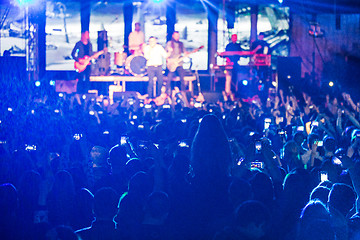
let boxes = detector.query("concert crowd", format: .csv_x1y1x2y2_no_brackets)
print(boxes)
1,79,360,240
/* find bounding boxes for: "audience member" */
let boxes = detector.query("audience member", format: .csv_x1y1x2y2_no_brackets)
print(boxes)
76,187,120,239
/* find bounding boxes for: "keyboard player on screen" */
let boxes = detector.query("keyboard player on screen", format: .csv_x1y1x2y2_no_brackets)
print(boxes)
251,32,271,83
251,32,269,54
220,34,243,96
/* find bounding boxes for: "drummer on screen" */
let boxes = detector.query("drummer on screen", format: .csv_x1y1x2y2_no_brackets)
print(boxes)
128,22,145,55
143,36,171,98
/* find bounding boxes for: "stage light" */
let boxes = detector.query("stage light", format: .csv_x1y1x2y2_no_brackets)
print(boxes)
59,93,64,98
152,0,165,3
49,80,55,86
242,79,248,86
31,109,35,114
329,81,334,87
34,81,41,87
287,75,291,79
272,81,278,87
7,108,13,112
258,84,265,91
14,0,38,6
179,142,188,147
278,0,283,4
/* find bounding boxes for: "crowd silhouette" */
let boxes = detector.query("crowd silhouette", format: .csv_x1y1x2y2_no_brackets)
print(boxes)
1,81,360,240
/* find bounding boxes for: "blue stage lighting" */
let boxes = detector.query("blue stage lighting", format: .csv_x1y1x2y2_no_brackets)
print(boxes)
49,80,55,86
242,79,248,86
35,81,41,87
152,0,165,3
15,0,37,6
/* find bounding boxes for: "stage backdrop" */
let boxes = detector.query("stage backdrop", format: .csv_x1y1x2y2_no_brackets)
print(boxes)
45,0,208,71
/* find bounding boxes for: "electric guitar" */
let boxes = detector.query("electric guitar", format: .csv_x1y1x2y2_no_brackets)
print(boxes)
167,45,204,72
74,48,107,73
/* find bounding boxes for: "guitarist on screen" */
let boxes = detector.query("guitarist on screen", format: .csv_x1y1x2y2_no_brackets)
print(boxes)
71,30,93,93
165,31,188,94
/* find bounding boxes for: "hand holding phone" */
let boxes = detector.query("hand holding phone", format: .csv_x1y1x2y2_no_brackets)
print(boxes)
255,141,262,153
320,171,328,182
297,126,304,132
250,161,264,170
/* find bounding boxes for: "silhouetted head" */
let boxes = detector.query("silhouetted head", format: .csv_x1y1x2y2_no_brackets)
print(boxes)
231,34,237,43
298,200,335,240
134,22,141,32
0,183,18,218
191,114,231,181
144,191,170,221
81,31,90,43
258,32,265,40
228,178,253,207
93,187,119,220
235,200,271,239
172,31,180,41
108,144,128,169
90,146,108,168
328,183,356,217
310,186,330,205
324,136,336,153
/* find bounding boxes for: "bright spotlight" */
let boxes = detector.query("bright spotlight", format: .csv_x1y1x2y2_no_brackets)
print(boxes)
329,81,334,87
287,75,291,79
35,81,41,87
14,0,37,6
49,80,56,86
152,0,165,3
242,79,248,86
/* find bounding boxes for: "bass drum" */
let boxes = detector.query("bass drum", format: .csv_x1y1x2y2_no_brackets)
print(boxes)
125,55,147,76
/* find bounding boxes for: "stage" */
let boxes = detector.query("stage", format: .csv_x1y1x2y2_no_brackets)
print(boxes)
55,75,197,103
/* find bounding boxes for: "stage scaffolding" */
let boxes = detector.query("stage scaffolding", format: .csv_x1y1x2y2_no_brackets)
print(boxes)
25,6,39,82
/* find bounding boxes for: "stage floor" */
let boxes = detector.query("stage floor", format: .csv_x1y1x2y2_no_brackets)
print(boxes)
89,75,197,92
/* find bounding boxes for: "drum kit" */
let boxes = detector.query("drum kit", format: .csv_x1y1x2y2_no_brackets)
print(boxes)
112,51,147,76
